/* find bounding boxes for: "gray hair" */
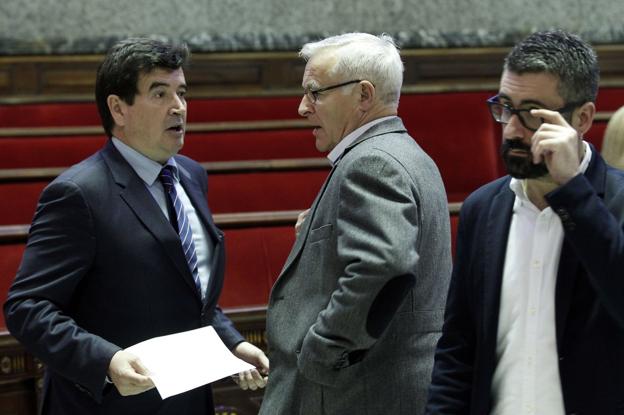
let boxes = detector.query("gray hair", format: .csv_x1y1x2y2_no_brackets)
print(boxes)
299,33,404,107
504,30,599,105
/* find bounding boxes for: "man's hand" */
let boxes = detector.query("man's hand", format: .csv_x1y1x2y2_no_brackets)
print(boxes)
232,341,269,390
108,350,154,396
530,108,582,185
295,208,311,236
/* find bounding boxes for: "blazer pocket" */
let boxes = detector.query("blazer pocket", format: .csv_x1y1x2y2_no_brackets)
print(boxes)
308,223,333,243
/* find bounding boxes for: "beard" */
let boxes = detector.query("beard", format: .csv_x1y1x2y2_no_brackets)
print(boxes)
501,139,549,179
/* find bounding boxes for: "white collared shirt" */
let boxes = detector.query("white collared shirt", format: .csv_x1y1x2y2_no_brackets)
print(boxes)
491,142,592,415
112,137,213,299
326,116,395,165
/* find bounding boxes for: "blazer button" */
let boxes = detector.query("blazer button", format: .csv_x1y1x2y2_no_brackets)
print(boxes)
556,208,570,220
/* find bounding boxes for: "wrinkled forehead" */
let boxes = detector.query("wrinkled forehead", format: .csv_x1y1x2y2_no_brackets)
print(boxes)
302,51,339,89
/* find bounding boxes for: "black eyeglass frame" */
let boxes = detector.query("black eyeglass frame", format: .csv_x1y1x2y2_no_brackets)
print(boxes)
304,79,362,103
486,95,584,132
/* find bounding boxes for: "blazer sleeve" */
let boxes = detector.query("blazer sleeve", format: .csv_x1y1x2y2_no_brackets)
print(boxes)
211,306,245,349
297,150,421,386
3,180,120,403
425,203,477,414
546,172,624,328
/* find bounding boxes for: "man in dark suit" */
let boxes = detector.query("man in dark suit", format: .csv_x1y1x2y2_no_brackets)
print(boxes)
3,38,268,415
259,33,452,415
426,30,624,414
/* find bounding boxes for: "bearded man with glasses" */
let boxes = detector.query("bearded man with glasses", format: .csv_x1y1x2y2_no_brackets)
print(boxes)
426,30,624,415
260,32,452,415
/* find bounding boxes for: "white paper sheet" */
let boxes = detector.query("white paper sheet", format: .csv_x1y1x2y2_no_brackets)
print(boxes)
125,325,254,399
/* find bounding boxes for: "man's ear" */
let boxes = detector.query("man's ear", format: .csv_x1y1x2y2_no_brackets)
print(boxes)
358,81,376,111
107,95,127,127
575,101,596,136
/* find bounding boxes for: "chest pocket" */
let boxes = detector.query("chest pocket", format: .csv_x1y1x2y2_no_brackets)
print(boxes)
308,223,333,243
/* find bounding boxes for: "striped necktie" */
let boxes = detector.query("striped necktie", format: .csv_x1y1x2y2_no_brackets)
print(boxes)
159,166,202,295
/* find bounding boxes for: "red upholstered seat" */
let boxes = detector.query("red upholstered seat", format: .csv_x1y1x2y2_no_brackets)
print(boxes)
0,130,317,169
180,129,318,162
0,227,295,327
0,170,328,225
0,182,47,225
219,225,295,307
398,91,501,202
0,103,101,128
0,97,302,128
0,136,107,169
586,122,606,151
596,88,624,111
208,170,327,213
0,243,26,329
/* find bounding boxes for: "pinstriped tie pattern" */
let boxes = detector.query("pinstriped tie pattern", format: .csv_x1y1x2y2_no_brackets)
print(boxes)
160,166,202,295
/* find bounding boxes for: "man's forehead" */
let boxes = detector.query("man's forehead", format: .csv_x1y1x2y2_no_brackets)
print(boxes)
139,68,186,87
498,70,562,103
302,52,338,87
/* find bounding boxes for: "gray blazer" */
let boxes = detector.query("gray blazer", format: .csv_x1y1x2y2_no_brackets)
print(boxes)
260,117,452,415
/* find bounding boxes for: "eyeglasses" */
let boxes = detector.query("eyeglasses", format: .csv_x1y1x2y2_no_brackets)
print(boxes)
486,95,583,132
303,80,362,103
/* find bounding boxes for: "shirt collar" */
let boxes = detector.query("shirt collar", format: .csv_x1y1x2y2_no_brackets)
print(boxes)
327,116,395,166
510,140,592,202
111,137,178,185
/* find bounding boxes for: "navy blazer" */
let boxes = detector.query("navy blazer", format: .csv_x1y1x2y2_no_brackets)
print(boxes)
4,140,243,415
426,146,624,415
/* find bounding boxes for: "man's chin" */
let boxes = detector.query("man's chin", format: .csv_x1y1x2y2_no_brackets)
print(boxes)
507,167,549,180
503,158,549,179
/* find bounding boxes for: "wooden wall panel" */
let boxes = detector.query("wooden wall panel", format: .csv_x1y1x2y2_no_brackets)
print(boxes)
0,45,621,103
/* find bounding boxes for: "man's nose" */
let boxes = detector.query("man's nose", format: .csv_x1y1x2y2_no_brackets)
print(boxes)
170,95,186,116
503,113,526,138
298,95,313,117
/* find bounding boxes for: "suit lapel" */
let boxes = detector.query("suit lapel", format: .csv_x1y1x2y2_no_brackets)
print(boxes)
101,142,202,300
274,117,409,287
481,183,515,357
276,163,338,279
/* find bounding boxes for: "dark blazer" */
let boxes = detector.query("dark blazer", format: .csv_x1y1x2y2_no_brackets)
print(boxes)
260,117,452,415
4,140,244,415
426,146,624,415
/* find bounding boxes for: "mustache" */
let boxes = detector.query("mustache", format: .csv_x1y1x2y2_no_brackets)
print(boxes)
501,139,531,153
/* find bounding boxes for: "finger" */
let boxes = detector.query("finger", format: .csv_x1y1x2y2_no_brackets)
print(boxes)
249,369,268,388
530,108,568,126
258,353,270,374
242,370,257,390
130,357,152,376
234,372,250,390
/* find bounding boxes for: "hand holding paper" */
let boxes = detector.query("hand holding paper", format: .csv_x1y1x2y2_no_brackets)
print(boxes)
108,350,155,396
125,326,255,399
232,341,270,390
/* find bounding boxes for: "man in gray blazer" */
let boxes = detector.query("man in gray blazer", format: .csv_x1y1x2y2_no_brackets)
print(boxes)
259,33,452,415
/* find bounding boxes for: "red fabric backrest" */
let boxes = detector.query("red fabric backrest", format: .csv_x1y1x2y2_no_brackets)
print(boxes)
0,136,107,169
0,228,295,326
207,170,327,213
398,91,501,202
0,130,317,169
219,225,295,307
0,182,46,225
596,88,624,111
0,170,328,225
0,244,26,330
0,97,303,128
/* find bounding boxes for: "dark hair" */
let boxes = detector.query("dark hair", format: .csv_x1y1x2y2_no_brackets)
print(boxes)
504,30,599,105
95,38,189,138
